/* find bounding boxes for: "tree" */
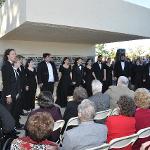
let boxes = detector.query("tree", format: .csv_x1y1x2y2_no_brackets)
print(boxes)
96,44,109,57
127,46,147,60
96,44,116,59
0,0,5,7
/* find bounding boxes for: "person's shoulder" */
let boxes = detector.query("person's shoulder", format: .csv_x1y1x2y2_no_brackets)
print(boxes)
67,101,76,106
107,115,122,120
102,93,110,98
106,85,117,92
127,88,135,95
64,125,80,138
94,122,107,129
38,61,45,65
92,62,98,66
51,105,61,112
88,94,95,100
50,61,56,65
2,61,11,67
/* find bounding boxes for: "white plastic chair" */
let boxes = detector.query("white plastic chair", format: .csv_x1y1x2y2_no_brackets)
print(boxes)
109,134,138,149
60,117,79,144
111,107,119,116
86,143,110,150
64,117,79,133
137,127,150,139
53,120,65,144
53,120,65,131
94,109,112,120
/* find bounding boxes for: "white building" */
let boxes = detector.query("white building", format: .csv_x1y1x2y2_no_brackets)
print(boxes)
0,0,150,61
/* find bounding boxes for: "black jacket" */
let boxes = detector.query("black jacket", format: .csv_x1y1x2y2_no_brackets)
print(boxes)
72,64,84,86
114,61,131,78
37,61,58,84
0,103,15,133
92,62,104,82
1,61,21,98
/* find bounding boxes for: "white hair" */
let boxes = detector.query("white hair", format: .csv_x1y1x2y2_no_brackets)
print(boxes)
117,76,129,87
92,80,102,95
78,99,96,121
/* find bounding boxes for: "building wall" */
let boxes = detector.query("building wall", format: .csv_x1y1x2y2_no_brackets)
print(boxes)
0,0,26,38
0,40,95,56
1,0,150,39
26,0,150,37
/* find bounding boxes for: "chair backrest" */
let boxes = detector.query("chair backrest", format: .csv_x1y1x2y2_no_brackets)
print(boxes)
2,138,14,150
94,109,112,120
63,117,79,134
53,120,65,131
111,107,119,116
86,143,110,150
137,127,150,139
109,134,138,149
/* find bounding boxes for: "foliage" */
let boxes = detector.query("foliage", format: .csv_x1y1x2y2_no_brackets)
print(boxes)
95,44,116,59
96,44,149,60
0,0,5,7
127,46,148,60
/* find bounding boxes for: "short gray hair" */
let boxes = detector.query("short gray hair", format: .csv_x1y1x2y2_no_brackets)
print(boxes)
73,86,88,102
92,80,102,95
117,76,129,87
78,99,96,121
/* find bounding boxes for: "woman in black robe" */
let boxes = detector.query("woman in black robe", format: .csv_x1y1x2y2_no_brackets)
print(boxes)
103,58,113,92
24,59,37,111
84,58,95,96
56,57,72,108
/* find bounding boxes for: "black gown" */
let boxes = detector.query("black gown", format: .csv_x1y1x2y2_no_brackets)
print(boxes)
56,65,72,108
103,64,113,92
132,64,144,90
24,68,37,110
84,67,94,96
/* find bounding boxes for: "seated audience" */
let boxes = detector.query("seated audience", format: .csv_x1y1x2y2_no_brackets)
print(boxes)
89,79,110,112
0,103,15,135
106,95,136,150
26,91,62,142
61,99,107,150
0,103,17,149
63,86,88,130
133,88,150,150
11,112,58,150
105,76,134,109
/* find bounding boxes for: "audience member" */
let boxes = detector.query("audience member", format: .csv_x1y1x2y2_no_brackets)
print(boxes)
133,88,150,150
11,112,58,150
105,76,134,109
61,99,107,150
0,103,18,149
106,95,136,150
63,86,88,130
26,91,62,142
89,79,110,112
